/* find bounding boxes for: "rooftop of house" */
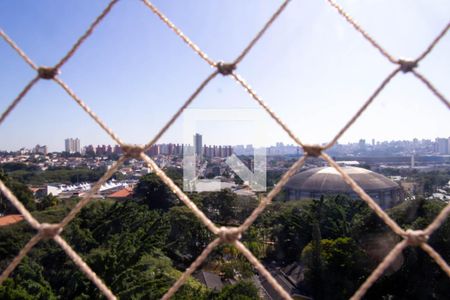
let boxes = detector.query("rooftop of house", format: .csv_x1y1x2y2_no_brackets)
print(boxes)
194,271,223,291
0,214,24,227
108,187,133,198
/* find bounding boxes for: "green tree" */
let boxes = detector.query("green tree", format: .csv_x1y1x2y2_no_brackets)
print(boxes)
134,173,177,211
166,206,212,263
201,189,237,224
164,167,183,188
0,257,57,300
0,163,40,172
302,237,369,299
0,278,35,300
367,198,450,299
37,194,60,211
271,201,313,262
212,280,259,300
0,170,35,214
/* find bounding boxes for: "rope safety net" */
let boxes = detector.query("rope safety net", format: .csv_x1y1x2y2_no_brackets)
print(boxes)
0,1,449,299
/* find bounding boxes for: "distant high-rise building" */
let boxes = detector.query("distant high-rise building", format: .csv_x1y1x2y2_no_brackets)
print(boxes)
74,138,81,153
34,144,47,155
202,144,232,158
168,143,174,155
18,148,30,155
65,138,81,153
96,145,106,155
435,138,449,154
194,133,202,156
113,145,122,155
145,144,160,156
174,144,183,156
84,145,95,156
64,139,71,153
359,139,366,151
160,144,169,155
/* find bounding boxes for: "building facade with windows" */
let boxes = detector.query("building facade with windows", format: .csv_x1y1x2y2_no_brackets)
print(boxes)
64,138,81,153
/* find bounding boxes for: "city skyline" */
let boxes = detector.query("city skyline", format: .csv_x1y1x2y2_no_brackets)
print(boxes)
0,1,449,151
3,135,450,154
0,2,449,299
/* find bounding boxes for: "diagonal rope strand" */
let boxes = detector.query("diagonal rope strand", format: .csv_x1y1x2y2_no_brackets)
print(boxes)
0,76,40,126
161,238,221,300
324,67,401,150
235,240,293,300
322,152,405,236
411,70,450,109
420,243,450,278
231,73,305,147
326,0,397,64
414,22,450,63
143,71,218,151
0,180,41,229
233,0,291,65
54,0,119,70
0,1,449,299
0,29,38,70
54,235,117,300
141,0,216,67
53,77,125,146
140,153,219,234
350,240,408,300
59,156,127,228
425,197,450,236
239,155,307,233
0,234,42,285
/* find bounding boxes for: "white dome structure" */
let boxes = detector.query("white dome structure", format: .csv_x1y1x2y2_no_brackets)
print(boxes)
284,166,402,209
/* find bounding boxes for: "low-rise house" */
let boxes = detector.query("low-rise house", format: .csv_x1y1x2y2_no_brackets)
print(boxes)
0,214,24,227
194,271,223,291
108,187,133,199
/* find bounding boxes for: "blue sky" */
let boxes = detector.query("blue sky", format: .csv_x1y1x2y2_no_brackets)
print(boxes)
0,0,449,151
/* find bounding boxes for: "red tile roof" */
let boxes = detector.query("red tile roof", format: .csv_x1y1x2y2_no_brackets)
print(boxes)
0,214,24,227
109,187,133,198
29,187,41,193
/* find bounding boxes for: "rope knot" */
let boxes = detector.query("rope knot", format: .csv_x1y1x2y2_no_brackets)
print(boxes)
398,59,418,73
122,144,143,159
217,61,236,76
38,66,59,79
218,226,241,244
39,223,62,239
303,144,323,157
404,229,428,246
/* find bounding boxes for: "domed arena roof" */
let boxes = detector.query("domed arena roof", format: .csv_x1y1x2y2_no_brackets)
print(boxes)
285,166,398,193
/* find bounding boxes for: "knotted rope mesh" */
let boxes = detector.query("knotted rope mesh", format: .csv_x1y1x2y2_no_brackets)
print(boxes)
0,0,449,299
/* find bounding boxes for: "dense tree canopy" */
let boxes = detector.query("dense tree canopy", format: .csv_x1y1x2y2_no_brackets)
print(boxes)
0,167,449,299
134,173,177,211
0,170,35,214
0,200,209,299
0,163,109,185
302,237,369,299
